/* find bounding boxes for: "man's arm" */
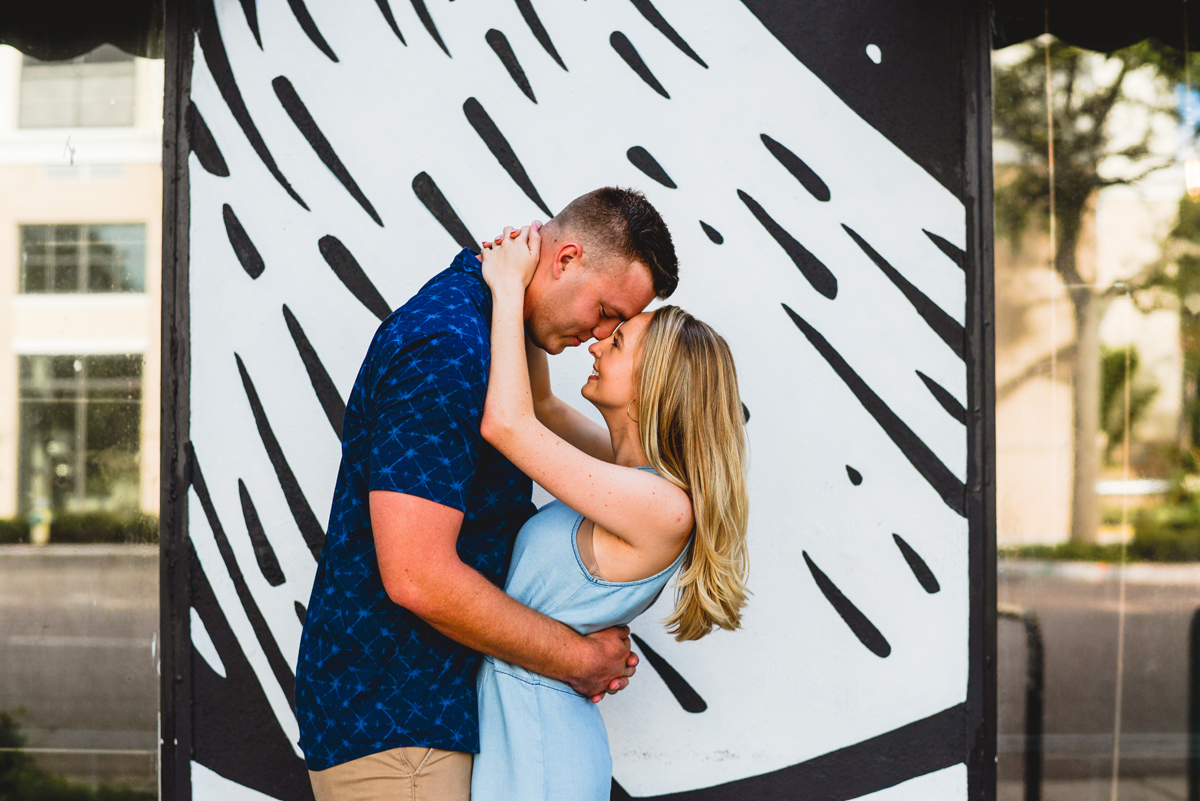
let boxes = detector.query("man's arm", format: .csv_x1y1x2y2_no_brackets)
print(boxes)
370,490,635,698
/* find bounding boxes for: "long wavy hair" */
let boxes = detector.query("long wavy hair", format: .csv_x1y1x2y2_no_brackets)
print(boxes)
635,306,749,641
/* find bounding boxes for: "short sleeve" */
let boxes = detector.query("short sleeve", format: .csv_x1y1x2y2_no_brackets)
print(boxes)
367,329,488,512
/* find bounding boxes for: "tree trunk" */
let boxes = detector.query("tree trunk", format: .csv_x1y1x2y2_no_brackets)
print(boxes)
1070,288,1103,544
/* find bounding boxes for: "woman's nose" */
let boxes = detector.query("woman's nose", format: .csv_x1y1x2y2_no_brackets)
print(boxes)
588,340,602,357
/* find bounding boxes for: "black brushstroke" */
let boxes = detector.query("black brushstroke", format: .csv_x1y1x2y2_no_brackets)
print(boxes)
188,446,297,702
924,228,965,270
782,304,966,517
893,533,941,594
803,551,890,658
238,480,285,586
700,221,723,244
374,0,406,44
626,146,676,189
611,704,964,799
222,204,264,279
515,0,565,70
738,190,837,300
846,465,862,485
741,403,750,423
486,29,535,102
294,601,307,624
842,224,964,360
190,545,313,800
630,634,707,713
410,0,449,56
412,172,476,250
196,0,308,209
186,101,229,177
318,236,392,322
238,0,262,48
234,354,327,560
272,76,383,227
761,133,830,202
285,0,338,61
463,98,552,217
283,303,346,439
917,370,967,425
610,32,669,98
629,0,706,67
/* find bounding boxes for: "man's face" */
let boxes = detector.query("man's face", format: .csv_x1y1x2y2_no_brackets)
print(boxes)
526,257,657,355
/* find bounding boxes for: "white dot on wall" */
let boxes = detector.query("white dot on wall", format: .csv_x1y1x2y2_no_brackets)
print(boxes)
866,44,882,64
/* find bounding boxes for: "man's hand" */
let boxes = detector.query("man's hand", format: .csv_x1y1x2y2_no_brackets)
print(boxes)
572,625,639,703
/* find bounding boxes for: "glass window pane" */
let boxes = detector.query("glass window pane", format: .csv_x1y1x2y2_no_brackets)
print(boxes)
78,63,135,128
89,225,145,293
18,64,79,128
19,46,136,129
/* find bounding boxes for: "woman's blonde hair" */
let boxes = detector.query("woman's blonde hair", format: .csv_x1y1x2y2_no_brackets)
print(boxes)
635,306,749,641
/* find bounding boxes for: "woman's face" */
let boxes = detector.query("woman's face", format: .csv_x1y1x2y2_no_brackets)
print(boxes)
581,311,654,412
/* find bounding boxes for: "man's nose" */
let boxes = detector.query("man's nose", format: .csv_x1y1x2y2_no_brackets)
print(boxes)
592,319,620,341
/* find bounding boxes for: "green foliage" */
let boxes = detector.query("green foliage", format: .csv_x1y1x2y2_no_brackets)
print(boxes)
0,514,157,545
1099,345,1159,462
0,710,152,801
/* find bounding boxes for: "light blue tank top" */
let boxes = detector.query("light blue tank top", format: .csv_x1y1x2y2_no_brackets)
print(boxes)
472,467,691,800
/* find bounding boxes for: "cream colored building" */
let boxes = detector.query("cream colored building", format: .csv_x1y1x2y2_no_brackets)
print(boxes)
0,44,162,520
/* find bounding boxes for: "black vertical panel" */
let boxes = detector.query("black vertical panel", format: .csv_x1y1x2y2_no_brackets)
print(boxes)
160,0,195,797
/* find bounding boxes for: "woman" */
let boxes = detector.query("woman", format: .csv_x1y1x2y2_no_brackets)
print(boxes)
472,223,749,800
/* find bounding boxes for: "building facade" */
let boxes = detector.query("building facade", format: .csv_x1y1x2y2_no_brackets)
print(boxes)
0,43,162,521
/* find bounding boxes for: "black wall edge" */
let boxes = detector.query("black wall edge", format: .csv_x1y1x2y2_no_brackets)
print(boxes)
160,0,195,797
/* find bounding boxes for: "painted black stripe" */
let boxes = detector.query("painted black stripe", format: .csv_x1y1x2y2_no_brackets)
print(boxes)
222,204,264,279
285,0,338,61
196,0,308,209
486,29,535,102
294,601,307,624
846,465,862,485
699,221,722,244
917,370,967,425
412,172,477,250
610,32,668,98
738,190,837,300
237,479,285,586
629,0,706,67
924,228,965,270
782,304,966,517
237,0,262,48
283,303,346,439
318,235,392,322
842,224,964,360
612,704,964,800
761,133,830,202
515,0,565,70
411,0,449,56
234,354,326,560
893,533,940,594
741,402,749,423
803,551,890,657
188,446,296,704
189,543,312,798
463,98,552,217
186,102,229,177
374,0,407,44
272,76,383,227
626,146,676,189
629,634,706,713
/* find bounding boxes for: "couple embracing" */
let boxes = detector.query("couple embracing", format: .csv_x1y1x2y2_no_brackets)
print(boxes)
295,187,749,801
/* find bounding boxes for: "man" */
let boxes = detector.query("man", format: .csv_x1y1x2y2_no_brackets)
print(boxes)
296,187,679,799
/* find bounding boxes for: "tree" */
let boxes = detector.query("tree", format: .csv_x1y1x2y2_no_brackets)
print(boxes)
994,39,1178,543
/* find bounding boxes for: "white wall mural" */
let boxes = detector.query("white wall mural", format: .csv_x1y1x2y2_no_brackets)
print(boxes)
175,0,987,797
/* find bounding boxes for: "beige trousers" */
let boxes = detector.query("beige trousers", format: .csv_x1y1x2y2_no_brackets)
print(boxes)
309,747,473,801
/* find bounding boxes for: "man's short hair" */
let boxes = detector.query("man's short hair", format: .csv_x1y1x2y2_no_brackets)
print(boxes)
550,187,678,299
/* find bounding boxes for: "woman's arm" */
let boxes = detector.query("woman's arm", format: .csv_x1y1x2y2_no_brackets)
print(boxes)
481,226,692,546
526,337,615,463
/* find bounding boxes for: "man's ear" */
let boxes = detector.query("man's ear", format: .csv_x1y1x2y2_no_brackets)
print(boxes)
551,242,582,279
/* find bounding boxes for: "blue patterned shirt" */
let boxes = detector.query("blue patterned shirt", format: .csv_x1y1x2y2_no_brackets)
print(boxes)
296,249,536,769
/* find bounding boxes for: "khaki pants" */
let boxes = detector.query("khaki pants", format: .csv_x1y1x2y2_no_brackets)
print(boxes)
309,747,472,801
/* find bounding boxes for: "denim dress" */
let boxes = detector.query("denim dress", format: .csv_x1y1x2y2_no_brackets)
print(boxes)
471,471,690,801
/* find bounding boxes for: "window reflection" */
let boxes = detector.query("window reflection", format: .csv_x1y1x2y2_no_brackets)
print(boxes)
19,44,136,129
